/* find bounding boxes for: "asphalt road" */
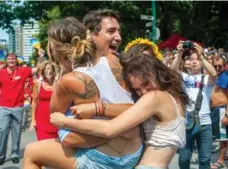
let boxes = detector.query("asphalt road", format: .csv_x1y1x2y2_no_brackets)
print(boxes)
0,128,227,169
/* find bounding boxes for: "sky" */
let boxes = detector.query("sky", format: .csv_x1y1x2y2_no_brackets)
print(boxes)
0,0,25,43
0,29,9,42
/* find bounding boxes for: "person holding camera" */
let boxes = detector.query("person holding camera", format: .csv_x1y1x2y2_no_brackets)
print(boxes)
171,41,217,169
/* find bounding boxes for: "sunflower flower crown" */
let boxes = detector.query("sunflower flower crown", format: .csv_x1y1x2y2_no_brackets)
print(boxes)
124,38,163,61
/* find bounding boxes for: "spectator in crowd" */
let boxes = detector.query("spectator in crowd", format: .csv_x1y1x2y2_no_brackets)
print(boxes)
171,41,217,169
206,51,214,65
21,75,33,131
163,50,175,67
0,53,37,165
29,60,58,140
210,55,228,169
183,56,191,74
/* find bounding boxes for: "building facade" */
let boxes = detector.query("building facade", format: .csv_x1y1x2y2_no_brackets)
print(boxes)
8,21,39,62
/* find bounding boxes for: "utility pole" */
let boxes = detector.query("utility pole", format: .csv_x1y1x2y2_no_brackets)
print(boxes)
152,0,156,43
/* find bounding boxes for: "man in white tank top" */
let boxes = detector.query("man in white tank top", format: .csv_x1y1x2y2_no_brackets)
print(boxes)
171,42,217,169
58,9,138,151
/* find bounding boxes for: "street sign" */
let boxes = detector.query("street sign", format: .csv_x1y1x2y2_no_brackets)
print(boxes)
147,27,160,40
156,27,160,40
140,15,154,21
146,22,152,27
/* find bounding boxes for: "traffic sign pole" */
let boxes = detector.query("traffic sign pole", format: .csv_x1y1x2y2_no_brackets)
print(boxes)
152,0,156,43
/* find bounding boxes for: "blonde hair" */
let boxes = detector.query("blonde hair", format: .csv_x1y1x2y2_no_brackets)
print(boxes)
47,17,96,71
39,60,58,81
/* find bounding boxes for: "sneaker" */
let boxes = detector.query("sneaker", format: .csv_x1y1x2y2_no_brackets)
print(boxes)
212,145,220,153
0,157,5,165
12,157,20,164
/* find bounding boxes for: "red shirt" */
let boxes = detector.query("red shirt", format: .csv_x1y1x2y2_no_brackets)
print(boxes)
0,67,32,107
24,77,33,99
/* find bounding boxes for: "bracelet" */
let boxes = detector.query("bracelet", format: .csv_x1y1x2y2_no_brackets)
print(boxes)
95,100,106,116
94,101,98,116
97,101,101,116
103,102,106,116
96,100,102,116
200,53,206,61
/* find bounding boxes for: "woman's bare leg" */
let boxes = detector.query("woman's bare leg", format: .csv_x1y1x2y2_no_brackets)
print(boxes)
23,139,76,169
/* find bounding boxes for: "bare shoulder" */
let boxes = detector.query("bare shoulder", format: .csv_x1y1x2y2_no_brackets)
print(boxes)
58,72,86,93
105,54,130,91
58,71,99,100
136,90,161,106
141,90,165,100
138,91,173,109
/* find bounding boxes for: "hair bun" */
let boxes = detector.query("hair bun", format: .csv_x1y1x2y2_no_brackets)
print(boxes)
71,36,86,59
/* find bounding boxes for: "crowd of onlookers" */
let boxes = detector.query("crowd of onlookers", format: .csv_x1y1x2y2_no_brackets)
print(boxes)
162,44,228,169
162,46,228,72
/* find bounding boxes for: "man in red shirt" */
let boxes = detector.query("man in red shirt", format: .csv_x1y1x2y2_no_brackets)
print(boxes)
0,53,37,165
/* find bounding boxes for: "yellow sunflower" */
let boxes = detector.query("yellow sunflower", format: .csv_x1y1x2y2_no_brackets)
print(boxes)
124,38,163,61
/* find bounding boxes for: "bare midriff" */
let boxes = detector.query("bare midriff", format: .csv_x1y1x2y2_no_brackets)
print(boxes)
137,145,177,168
96,126,142,156
211,86,227,108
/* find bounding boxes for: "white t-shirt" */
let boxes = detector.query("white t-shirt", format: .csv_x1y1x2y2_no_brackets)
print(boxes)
182,72,213,125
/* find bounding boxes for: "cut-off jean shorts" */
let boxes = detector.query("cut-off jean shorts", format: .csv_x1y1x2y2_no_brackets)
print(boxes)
135,165,167,169
75,144,144,169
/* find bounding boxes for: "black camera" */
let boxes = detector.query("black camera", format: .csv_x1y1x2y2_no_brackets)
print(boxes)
183,41,194,50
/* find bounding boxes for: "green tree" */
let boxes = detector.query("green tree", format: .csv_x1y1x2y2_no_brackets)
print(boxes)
2,1,228,49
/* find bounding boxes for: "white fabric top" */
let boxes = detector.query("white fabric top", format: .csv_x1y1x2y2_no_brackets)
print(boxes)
182,72,213,125
58,57,134,141
143,94,186,148
74,57,133,105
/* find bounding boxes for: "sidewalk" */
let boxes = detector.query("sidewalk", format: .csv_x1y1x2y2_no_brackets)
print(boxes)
1,129,228,169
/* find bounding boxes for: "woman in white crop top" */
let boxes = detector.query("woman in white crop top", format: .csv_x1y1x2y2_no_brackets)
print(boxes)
51,51,191,169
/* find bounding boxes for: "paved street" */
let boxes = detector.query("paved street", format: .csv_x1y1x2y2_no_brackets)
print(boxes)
1,128,227,169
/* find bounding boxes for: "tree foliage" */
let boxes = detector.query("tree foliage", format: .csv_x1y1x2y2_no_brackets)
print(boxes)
1,1,228,49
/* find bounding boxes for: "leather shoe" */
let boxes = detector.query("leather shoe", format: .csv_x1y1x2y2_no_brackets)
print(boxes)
0,157,5,165
12,157,20,164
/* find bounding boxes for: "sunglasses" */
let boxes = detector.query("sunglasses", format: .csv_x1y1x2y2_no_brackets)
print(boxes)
214,65,223,69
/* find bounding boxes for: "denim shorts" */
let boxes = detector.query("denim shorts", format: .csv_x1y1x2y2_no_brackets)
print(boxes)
75,144,144,169
135,165,167,169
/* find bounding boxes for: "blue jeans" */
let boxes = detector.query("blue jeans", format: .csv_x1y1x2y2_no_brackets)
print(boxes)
179,124,212,169
76,144,144,169
135,165,167,169
0,106,24,158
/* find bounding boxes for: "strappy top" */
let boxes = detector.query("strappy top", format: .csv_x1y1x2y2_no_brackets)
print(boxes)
143,94,186,148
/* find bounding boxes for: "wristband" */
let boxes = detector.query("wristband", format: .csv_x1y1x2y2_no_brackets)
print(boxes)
200,53,206,61
94,101,98,116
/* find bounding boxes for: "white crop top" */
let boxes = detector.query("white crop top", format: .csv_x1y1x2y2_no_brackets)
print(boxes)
143,94,186,148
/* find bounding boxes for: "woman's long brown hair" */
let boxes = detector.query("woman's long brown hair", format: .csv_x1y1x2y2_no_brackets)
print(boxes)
120,53,191,108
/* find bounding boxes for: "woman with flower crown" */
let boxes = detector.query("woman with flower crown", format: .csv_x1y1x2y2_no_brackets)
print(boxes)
49,38,190,169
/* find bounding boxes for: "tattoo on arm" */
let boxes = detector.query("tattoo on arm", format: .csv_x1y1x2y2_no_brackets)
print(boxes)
111,68,124,86
73,74,99,99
